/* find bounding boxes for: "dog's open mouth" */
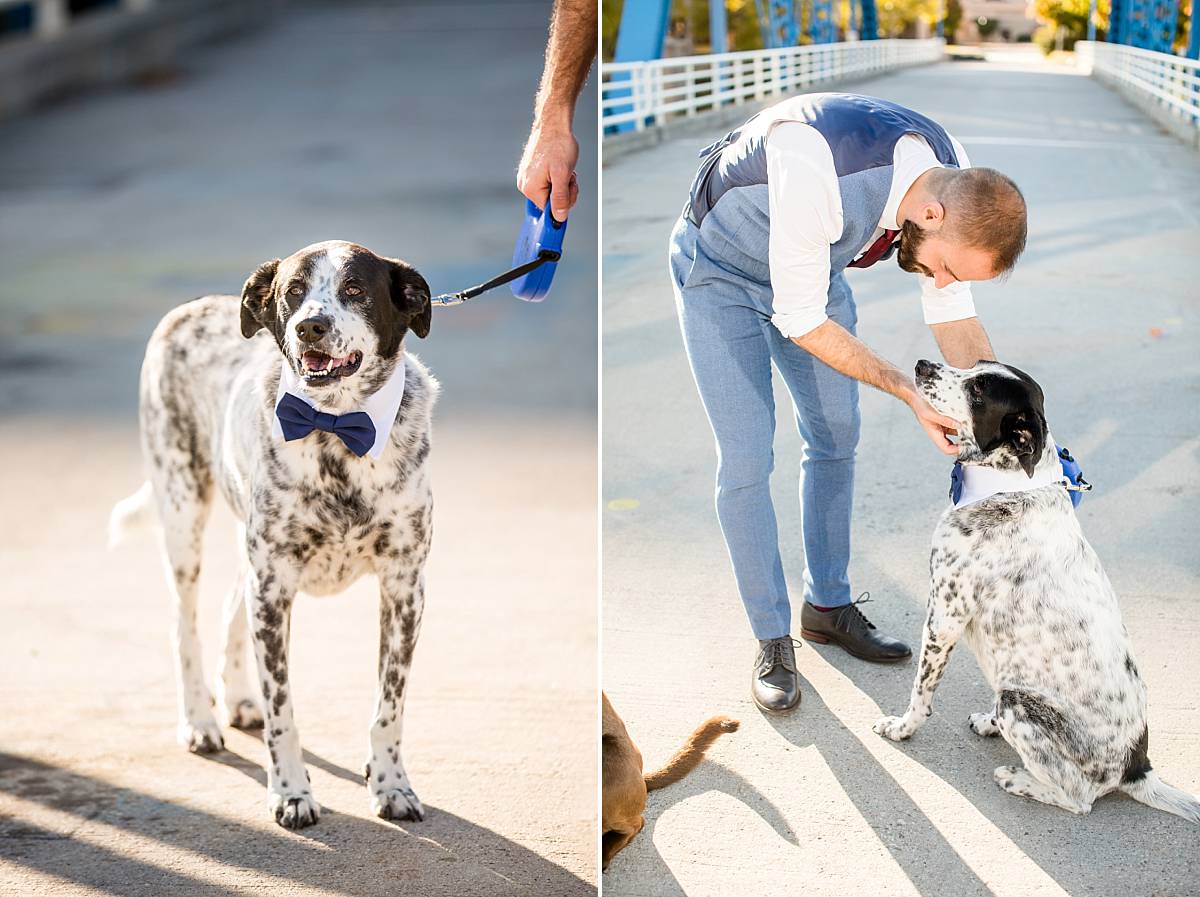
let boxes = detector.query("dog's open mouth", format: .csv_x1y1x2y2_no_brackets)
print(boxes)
300,350,362,383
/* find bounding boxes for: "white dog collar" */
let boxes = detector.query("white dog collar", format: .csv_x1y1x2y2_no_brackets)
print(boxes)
270,357,406,460
952,461,1066,510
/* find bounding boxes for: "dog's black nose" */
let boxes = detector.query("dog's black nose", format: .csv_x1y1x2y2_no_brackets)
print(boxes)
915,359,937,378
296,317,330,344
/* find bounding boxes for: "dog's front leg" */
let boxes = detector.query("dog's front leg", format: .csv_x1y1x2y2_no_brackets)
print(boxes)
874,584,969,741
366,563,427,822
244,550,318,829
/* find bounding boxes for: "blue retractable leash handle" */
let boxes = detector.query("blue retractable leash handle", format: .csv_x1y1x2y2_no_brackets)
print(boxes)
949,444,1092,508
430,200,568,307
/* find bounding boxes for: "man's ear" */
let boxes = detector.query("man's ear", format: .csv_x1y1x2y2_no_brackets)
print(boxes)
1003,410,1045,478
240,259,280,338
389,259,431,339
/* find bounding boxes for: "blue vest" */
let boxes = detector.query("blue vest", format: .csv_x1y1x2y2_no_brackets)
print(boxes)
685,94,960,275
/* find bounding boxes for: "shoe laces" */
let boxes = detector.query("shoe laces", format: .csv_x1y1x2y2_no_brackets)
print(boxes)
757,637,801,672
836,592,876,630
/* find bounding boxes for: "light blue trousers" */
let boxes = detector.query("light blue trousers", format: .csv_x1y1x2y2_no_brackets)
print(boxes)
669,197,860,640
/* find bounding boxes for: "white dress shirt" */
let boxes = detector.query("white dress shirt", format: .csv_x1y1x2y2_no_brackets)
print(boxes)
765,124,977,339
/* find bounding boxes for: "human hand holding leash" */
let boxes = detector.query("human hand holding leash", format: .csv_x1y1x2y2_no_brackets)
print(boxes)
518,125,579,221
517,0,596,221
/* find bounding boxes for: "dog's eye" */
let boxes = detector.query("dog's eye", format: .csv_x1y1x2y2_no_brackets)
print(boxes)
344,285,363,297
287,285,304,297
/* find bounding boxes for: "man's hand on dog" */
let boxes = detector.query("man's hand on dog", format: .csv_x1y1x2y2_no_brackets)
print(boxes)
909,392,960,455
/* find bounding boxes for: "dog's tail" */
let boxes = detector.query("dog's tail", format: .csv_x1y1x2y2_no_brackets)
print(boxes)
643,716,739,792
108,481,157,548
1121,772,1200,823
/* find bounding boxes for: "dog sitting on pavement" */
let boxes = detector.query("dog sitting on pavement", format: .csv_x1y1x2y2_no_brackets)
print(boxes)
602,692,739,869
109,240,435,829
874,359,1199,823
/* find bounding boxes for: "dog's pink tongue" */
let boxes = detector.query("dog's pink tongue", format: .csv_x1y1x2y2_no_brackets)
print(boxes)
303,353,329,372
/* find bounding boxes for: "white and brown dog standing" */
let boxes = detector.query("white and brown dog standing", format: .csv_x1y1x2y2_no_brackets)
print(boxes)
874,360,1199,823
110,240,436,829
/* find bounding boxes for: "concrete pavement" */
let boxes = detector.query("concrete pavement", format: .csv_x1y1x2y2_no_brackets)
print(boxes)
602,47,1200,897
0,2,597,894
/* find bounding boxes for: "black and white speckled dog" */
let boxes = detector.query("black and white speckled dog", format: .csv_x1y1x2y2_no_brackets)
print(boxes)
109,240,437,829
873,360,1199,823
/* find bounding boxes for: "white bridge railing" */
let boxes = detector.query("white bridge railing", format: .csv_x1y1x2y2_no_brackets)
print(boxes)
602,39,944,135
1076,41,1200,144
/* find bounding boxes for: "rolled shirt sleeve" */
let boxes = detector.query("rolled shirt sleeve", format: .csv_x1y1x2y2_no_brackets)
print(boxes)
765,122,844,339
920,277,977,324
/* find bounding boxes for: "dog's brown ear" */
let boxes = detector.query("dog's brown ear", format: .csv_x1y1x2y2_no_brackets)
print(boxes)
1004,410,1044,478
240,259,280,338
389,259,431,339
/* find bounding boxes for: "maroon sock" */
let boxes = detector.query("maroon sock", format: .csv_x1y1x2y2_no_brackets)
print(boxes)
808,603,846,612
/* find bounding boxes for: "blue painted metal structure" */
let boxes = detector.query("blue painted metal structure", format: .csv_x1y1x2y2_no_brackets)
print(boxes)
710,0,728,53
858,0,879,40
1127,0,1180,53
612,0,672,62
1189,2,1200,58
810,0,837,43
755,0,800,48
1108,0,1190,54
1108,0,1125,42
612,0,881,67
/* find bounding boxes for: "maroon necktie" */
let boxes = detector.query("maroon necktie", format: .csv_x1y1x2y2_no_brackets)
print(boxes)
848,229,899,268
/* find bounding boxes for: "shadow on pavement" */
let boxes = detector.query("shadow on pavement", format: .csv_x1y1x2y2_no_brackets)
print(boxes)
605,757,798,897
762,686,998,897
0,751,593,897
778,639,1200,897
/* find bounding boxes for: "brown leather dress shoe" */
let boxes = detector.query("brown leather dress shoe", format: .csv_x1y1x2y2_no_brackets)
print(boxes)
800,594,911,663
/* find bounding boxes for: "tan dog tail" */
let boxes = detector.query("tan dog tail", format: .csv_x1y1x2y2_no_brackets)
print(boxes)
644,716,739,791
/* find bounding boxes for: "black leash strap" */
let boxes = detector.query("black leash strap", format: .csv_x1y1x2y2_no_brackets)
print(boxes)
430,249,561,307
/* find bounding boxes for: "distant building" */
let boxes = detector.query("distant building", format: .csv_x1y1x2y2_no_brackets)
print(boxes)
958,0,1038,41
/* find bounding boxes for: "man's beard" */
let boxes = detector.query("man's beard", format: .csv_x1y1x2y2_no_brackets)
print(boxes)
896,219,929,275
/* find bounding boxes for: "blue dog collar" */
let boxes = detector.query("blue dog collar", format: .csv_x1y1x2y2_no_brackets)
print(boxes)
949,443,1091,509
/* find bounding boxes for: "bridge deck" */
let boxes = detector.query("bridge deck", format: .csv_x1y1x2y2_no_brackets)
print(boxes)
603,47,1200,897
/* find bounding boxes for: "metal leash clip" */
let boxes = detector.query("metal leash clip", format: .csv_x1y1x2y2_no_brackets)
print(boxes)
1057,445,1091,508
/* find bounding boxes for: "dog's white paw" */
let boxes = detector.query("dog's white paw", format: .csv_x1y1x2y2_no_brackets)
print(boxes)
968,712,1000,737
268,789,320,829
178,717,224,753
366,757,425,822
370,784,425,822
218,696,264,730
873,715,914,742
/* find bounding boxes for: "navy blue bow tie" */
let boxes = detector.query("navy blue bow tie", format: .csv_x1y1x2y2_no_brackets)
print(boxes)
276,392,375,457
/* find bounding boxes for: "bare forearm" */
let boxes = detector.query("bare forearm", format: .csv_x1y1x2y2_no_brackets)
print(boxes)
930,317,995,369
532,0,597,129
792,320,915,402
